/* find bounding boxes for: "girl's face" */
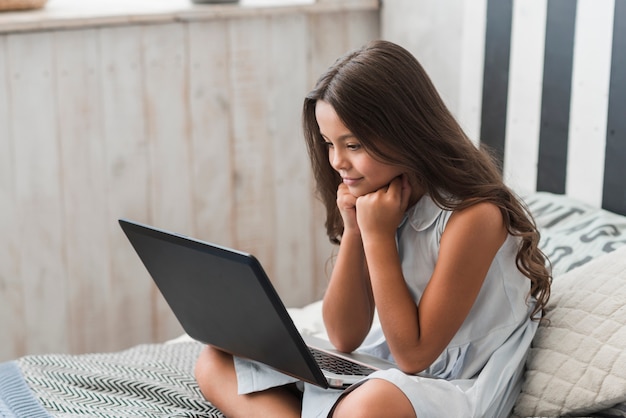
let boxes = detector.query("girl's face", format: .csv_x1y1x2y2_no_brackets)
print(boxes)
315,100,404,197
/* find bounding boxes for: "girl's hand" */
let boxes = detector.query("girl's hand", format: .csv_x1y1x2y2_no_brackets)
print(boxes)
356,174,412,240
336,183,360,234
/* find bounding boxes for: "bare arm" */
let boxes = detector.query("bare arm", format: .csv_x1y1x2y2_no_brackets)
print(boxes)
322,184,374,352
358,180,507,374
322,230,374,352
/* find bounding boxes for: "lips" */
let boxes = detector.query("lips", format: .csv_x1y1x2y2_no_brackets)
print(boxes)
342,177,362,186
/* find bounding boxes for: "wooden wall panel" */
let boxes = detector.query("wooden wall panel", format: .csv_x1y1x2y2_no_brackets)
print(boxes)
309,13,351,86
54,28,111,355
142,22,194,342
98,25,154,351
267,14,316,307
7,32,69,356
228,17,280,290
0,36,26,359
187,20,235,247
0,7,380,362
346,9,381,48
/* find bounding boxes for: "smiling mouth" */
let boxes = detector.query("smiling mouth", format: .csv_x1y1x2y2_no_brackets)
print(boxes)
342,177,362,186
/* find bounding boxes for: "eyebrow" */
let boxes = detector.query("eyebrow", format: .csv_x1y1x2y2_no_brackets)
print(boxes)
320,133,357,142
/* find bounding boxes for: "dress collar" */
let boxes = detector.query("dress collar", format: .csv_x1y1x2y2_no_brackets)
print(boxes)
403,194,444,232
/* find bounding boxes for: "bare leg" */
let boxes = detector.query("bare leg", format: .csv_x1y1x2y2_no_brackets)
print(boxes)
194,345,301,418
331,378,416,418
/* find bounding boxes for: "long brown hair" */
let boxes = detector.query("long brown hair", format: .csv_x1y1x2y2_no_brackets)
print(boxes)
302,40,550,319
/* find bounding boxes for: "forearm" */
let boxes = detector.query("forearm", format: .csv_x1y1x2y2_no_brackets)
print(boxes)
362,235,430,373
323,231,374,352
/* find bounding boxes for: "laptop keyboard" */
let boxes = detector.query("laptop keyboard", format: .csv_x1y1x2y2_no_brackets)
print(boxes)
309,347,376,376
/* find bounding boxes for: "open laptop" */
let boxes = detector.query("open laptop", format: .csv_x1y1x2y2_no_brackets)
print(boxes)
119,218,396,389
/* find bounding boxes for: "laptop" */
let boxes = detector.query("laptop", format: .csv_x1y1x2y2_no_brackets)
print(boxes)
119,218,396,389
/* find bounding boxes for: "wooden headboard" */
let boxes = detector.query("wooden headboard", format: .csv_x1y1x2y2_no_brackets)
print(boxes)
478,0,626,215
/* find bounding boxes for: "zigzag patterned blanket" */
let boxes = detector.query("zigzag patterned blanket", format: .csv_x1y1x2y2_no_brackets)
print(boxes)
0,341,225,417
2,338,626,418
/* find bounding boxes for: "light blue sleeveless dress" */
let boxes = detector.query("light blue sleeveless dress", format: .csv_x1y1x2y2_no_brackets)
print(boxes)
233,195,539,418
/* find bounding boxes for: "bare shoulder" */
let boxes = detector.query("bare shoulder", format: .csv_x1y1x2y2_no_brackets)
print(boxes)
444,201,507,247
455,200,504,226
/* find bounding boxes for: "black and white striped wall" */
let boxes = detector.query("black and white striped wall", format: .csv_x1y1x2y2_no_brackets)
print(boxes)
478,0,626,215
383,0,625,214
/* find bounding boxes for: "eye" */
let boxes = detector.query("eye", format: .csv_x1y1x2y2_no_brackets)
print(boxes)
346,143,362,151
322,140,334,149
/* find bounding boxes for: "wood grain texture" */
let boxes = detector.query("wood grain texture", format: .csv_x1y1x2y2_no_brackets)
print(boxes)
7,31,69,356
142,22,194,342
0,35,26,359
0,8,379,362
54,28,111,355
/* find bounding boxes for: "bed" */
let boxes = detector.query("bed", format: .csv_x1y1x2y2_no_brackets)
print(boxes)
1,190,626,417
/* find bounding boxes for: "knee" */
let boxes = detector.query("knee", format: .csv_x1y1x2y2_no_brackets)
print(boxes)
331,393,376,418
331,379,416,418
194,345,234,401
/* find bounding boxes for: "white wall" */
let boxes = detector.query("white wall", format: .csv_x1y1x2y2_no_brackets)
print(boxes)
381,0,486,143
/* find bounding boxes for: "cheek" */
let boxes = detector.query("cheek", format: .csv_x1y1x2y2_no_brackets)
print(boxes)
364,168,402,191
370,164,403,181
356,154,403,184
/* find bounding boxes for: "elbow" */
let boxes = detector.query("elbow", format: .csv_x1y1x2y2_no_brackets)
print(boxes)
396,361,427,375
328,335,361,354
322,312,370,353
392,347,436,375
393,355,421,374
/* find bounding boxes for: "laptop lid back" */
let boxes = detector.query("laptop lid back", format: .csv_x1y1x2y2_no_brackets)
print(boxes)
119,219,328,388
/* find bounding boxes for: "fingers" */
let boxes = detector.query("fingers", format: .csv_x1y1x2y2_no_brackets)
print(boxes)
387,175,402,193
337,183,360,233
400,174,412,209
337,183,357,206
386,175,412,211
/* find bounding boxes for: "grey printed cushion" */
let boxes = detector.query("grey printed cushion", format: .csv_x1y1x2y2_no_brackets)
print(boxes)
525,192,626,277
512,192,626,417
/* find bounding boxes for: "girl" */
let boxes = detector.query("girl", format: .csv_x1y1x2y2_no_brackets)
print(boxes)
195,39,551,418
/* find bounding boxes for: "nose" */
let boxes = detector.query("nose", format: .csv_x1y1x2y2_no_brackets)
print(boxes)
330,148,348,171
